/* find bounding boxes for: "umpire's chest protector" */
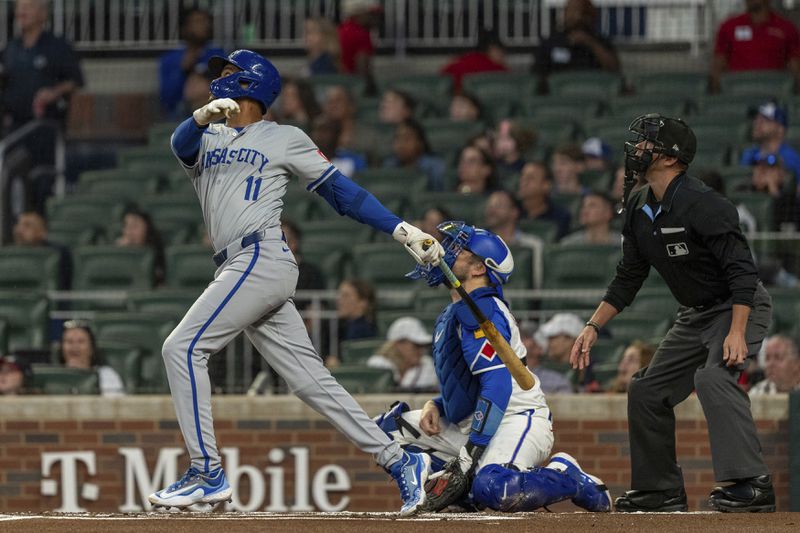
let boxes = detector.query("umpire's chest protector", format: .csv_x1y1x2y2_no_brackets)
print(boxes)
432,303,480,425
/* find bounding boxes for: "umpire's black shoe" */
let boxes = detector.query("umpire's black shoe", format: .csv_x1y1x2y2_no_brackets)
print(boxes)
615,487,688,512
708,475,775,513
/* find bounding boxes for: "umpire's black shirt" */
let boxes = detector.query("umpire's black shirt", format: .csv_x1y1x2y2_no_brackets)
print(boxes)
604,172,758,311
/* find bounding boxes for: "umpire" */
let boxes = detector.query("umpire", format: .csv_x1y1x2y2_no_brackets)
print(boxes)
570,114,775,513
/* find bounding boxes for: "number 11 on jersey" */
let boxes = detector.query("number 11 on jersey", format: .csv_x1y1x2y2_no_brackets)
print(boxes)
244,175,262,201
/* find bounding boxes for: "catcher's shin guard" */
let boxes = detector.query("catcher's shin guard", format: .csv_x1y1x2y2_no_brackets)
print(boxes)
471,463,578,512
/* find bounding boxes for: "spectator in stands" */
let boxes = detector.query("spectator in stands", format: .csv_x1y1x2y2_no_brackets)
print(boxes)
484,190,543,252
740,101,800,185
749,335,800,394
12,211,72,289
609,340,656,393
0,354,31,395
322,85,357,149
335,278,378,362
281,220,325,292
738,152,799,231
493,119,536,180
456,145,500,195
1,0,84,131
562,191,622,245
59,320,125,396
275,78,321,129
449,92,483,122
415,206,454,242
182,68,214,116
311,115,367,177
582,137,614,172
517,161,572,240
337,0,382,94
441,29,509,93
305,17,340,76
541,312,601,392
379,89,416,125
115,207,166,287
533,0,619,93
467,131,494,155
158,7,224,118
551,143,587,195
520,322,573,394
710,0,800,94
383,119,445,191
367,317,438,392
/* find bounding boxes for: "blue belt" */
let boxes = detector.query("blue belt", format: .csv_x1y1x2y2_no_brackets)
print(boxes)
213,230,265,267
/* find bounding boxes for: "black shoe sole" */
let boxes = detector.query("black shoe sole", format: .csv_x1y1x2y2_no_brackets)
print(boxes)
708,498,776,513
616,502,688,513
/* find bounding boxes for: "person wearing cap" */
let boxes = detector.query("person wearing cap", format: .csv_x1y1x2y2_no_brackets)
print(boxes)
540,312,601,393
0,354,31,395
738,152,799,231
367,317,437,392
710,0,800,94
582,137,614,172
337,0,382,94
739,101,800,185
570,114,775,512
520,321,573,395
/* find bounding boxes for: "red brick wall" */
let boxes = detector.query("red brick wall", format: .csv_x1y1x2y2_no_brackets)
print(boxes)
0,402,790,513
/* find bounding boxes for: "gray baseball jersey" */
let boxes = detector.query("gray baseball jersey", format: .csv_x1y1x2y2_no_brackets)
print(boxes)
160,119,403,481
174,121,333,250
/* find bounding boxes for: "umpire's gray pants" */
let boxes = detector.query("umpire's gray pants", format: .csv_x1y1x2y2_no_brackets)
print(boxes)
627,282,772,490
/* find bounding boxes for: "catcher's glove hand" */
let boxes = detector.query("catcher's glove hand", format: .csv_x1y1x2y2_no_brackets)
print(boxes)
421,442,485,512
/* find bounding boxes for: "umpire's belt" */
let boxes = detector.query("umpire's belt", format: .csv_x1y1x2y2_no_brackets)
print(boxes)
212,228,283,267
691,295,730,312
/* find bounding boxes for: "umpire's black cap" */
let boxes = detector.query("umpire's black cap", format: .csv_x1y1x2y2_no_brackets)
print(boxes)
631,114,697,165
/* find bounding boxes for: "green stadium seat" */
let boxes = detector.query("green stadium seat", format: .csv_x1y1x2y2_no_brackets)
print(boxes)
377,310,439,337
462,72,537,103
768,288,800,332
46,223,98,248
695,94,772,118
543,244,620,289
300,219,374,244
0,291,48,350
505,246,534,290
309,74,366,100
96,341,142,393
0,319,7,353
608,95,688,119
579,169,612,191
518,219,560,244
117,146,176,173
46,194,125,233
691,147,730,170
720,71,793,97
0,247,61,291
128,289,201,319
633,72,708,97
28,365,100,395
340,338,385,365
414,288,451,312
354,167,428,193
352,243,419,290
607,314,673,342
299,248,350,288
139,194,204,228
164,245,216,290
411,192,486,224
351,123,395,166
330,365,395,394
524,96,602,123
582,119,631,153
728,192,773,230
551,193,583,222
79,175,160,200
627,287,679,320
547,71,623,99
72,246,155,291
513,116,578,147
148,122,179,147
383,74,453,109
355,97,380,122
588,338,626,366
421,119,485,155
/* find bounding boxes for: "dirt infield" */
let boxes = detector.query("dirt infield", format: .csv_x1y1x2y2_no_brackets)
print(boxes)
1,512,797,533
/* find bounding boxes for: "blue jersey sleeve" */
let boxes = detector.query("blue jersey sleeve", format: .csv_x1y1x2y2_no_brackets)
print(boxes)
171,117,206,166
314,170,403,235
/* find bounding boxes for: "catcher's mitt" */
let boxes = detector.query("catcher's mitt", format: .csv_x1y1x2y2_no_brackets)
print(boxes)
420,443,485,512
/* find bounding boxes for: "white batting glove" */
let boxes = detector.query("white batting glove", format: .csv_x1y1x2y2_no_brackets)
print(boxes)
193,98,240,126
392,221,445,266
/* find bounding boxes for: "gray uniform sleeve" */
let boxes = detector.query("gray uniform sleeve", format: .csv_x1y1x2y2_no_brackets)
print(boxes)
283,126,338,192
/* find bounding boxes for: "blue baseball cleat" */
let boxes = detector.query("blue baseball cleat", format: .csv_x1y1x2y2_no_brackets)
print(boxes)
390,451,431,516
548,453,612,512
148,467,232,511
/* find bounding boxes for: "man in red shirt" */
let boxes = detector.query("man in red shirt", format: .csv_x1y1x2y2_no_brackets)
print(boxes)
337,0,382,94
441,30,509,93
710,0,800,92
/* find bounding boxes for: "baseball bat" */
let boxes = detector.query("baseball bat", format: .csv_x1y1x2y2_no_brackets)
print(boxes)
425,241,534,390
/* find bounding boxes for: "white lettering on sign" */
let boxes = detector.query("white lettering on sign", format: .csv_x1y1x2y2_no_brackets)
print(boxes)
39,447,354,513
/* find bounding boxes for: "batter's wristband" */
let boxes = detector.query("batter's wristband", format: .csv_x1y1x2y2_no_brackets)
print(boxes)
585,320,601,334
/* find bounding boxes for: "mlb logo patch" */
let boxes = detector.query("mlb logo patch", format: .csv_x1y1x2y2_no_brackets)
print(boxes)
667,242,689,257
478,340,496,362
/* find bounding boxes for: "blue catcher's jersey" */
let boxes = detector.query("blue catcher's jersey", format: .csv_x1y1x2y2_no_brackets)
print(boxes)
431,286,548,430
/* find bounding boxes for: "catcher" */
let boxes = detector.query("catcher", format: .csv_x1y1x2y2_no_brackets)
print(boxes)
375,221,611,513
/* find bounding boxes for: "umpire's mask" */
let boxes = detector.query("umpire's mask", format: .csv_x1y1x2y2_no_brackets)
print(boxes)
623,114,697,176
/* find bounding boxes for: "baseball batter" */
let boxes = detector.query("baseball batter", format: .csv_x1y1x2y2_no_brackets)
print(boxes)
147,50,443,515
375,222,611,512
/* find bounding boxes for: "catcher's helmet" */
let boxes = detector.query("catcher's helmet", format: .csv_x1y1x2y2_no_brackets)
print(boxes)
407,221,514,288
208,50,281,113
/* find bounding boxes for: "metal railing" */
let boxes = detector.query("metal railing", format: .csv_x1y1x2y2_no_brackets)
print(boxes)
0,0,732,53
0,120,65,245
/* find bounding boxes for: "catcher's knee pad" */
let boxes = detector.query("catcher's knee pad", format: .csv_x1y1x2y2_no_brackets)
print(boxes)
373,401,411,439
472,464,578,512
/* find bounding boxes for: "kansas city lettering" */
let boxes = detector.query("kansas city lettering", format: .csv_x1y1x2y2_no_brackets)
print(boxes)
203,147,269,172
